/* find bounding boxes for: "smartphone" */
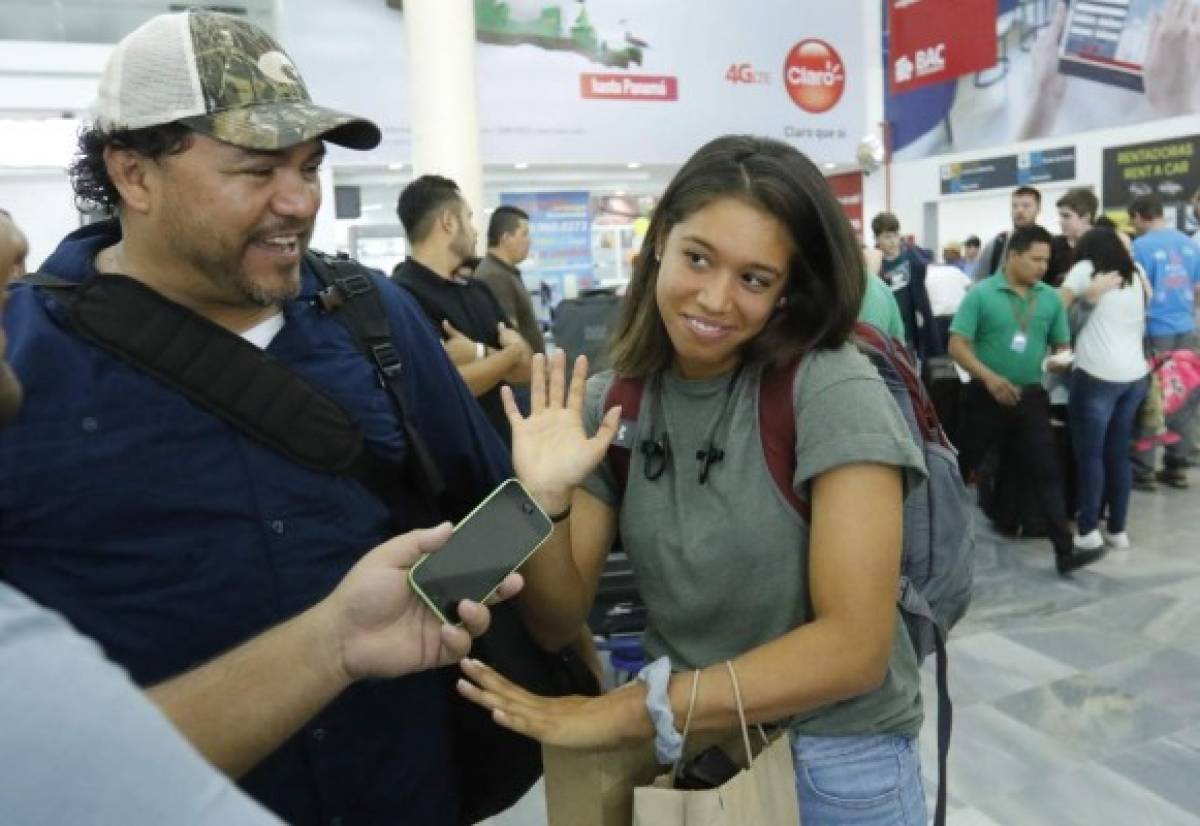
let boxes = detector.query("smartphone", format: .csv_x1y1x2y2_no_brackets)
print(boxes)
408,478,553,624
1057,0,1166,93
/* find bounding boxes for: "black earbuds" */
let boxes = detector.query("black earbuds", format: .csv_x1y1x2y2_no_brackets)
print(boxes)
641,434,671,481
696,445,725,484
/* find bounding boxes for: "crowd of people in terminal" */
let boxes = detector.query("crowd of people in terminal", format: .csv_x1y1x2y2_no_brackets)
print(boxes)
866,184,1200,576
1,8,1198,826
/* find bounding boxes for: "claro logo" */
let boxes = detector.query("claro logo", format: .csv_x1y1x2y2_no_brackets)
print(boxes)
783,39,845,113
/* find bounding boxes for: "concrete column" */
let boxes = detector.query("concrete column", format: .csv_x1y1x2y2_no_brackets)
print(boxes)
404,0,485,248
859,0,889,232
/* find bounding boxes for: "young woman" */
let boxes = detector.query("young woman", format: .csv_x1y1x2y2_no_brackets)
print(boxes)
1058,227,1151,552
459,135,929,824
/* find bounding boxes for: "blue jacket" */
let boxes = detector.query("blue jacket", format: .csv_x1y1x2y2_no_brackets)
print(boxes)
0,221,511,825
881,246,944,362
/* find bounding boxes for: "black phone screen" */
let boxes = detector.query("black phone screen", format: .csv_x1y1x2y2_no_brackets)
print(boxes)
410,479,552,622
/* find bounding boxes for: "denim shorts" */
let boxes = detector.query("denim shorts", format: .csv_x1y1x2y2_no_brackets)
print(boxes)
791,733,927,825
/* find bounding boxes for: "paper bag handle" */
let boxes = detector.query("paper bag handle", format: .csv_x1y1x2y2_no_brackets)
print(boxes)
669,669,703,783
724,660,756,768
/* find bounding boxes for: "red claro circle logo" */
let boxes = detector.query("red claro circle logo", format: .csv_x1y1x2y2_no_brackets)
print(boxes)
783,39,845,113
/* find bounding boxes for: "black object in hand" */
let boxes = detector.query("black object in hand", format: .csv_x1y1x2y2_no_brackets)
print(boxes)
673,745,740,790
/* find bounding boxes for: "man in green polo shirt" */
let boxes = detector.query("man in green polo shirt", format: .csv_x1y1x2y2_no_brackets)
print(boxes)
948,224,1103,576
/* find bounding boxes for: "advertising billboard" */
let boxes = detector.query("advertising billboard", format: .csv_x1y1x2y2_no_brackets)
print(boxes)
287,0,868,166
888,0,998,95
887,0,1200,160
1102,134,1200,228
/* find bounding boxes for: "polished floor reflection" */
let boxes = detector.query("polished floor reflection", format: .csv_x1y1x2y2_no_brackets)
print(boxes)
489,482,1200,825
923,483,1200,825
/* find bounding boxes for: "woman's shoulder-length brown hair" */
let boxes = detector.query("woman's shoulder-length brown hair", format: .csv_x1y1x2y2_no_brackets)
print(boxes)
608,134,865,378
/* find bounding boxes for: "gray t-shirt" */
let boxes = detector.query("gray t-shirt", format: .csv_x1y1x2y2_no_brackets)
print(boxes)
0,582,281,825
584,344,927,737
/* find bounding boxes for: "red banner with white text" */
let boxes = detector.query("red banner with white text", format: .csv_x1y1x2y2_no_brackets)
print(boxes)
888,0,997,95
826,172,864,237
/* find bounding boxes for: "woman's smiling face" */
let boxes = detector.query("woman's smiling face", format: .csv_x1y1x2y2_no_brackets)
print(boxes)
654,197,794,379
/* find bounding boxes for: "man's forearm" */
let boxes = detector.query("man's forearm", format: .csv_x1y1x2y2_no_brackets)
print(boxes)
147,602,348,779
457,347,521,397
948,335,997,384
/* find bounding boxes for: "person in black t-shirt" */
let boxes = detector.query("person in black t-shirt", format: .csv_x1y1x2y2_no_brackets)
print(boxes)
871,211,943,364
392,175,532,444
1045,187,1098,288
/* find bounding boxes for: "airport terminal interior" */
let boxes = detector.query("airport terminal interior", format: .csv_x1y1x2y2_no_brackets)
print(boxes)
2,1,1200,824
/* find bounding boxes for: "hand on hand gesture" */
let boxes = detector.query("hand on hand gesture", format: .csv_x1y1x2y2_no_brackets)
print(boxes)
442,320,479,366
1145,0,1200,118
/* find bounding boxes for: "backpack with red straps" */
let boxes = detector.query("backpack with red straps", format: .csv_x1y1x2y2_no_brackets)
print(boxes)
602,321,974,826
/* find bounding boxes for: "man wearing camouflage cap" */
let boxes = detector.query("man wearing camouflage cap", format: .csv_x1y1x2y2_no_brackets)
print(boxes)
0,11,516,825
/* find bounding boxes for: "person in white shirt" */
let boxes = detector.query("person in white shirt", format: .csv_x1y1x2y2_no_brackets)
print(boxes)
1058,227,1152,553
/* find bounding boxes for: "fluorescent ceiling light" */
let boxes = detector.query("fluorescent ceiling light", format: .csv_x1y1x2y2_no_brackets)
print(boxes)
627,162,642,169
387,162,405,170
513,162,529,170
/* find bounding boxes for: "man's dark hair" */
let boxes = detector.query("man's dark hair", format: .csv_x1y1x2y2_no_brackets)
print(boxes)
1055,187,1099,222
963,235,980,249
1128,194,1165,221
1074,227,1136,285
1013,185,1042,205
1094,215,1118,230
1007,224,1053,256
68,123,194,214
397,175,463,243
487,205,529,248
870,211,900,238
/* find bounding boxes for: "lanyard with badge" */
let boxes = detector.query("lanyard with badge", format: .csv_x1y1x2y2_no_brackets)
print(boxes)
1007,291,1038,354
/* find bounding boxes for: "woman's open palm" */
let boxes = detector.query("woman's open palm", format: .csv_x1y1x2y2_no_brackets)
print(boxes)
504,351,622,503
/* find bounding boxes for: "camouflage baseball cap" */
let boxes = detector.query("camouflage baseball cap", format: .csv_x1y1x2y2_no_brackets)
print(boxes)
92,11,380,151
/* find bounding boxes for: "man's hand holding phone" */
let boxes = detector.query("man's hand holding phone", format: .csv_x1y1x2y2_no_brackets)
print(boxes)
320,523,523,684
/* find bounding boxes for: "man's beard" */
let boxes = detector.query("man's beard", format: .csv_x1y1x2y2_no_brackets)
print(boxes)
451,227,475,266
167,222,310,307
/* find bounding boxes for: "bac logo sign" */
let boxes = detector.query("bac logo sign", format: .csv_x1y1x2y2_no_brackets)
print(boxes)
894,43,946,84
783,40,845,114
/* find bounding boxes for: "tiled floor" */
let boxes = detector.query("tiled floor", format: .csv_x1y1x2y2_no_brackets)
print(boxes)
920,483,1200,825
489,481,1200,825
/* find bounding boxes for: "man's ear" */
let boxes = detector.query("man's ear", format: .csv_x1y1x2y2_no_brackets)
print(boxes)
103,146,154,215
440,207,458,235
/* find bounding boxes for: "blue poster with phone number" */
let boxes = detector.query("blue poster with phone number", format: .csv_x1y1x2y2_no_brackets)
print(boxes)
500,190,593,306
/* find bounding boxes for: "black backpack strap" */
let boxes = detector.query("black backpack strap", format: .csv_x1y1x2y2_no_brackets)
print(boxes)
28,271,365,474
899,582,951,826
305,251,448,511
988,231,1008,277
22,272,76,289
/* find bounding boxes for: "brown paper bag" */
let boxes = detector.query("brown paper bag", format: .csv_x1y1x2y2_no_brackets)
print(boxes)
542,663,800,826
632,662,799,825
542,740,661,826
632,730,798,825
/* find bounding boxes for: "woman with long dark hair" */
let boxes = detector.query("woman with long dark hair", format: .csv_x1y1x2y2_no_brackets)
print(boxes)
1058,227,1151,553
459,135,930,823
